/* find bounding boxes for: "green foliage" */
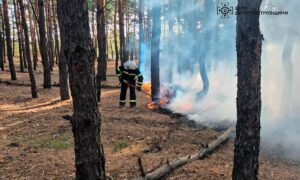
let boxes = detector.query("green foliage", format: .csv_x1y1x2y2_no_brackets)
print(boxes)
113,140,129,152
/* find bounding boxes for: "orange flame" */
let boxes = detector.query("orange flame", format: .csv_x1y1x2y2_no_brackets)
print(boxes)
142,82,171,110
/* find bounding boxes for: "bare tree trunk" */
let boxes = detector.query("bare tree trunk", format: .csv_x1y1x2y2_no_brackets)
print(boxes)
57,0,106,179
0,6,4,71
13,0,24,72
21,27,28,69
118,0,126,65
38,0,51,88
52,0,59,65
145,7,151,43
28,0,38,71
96,0,107,102
46,0,54,71
282,33,295,114
11,9,15,57
1,9,6,64
110,34,114,60
3,0,17,80
150,1,161,101
19,0,38,98
91,0,96,49
34,0,40,43
196,0,211,100
19,4,27,70
233,0,263,179
56,0,70,100
113,0,119,69
125,1,130,61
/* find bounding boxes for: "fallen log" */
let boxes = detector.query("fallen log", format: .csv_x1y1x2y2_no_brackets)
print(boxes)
137,127,235,180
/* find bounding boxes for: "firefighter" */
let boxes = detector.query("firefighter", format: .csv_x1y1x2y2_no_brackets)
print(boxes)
116,60,144,108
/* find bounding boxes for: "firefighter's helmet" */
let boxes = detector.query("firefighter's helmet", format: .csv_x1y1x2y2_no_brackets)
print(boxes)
124,60,137,70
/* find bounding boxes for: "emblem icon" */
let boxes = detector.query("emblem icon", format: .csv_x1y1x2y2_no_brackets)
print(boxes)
217,2,233,18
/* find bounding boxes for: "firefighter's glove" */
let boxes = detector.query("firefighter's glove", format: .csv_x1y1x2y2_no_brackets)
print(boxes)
137,87,142,91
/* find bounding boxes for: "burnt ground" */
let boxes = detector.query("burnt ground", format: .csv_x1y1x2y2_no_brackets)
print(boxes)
0,60,299,180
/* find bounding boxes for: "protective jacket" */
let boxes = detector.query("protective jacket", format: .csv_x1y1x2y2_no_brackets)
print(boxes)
116,66,144,107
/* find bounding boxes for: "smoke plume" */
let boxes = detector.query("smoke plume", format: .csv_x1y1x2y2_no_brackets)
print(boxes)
140,0,300,160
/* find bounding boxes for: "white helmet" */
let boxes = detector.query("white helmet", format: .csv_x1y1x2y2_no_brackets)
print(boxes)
124,60,137,70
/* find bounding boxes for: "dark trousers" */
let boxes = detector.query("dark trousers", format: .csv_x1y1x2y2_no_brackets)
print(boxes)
119,81,136,106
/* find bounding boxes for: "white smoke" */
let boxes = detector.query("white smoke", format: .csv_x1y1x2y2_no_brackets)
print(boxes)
140,0,300,159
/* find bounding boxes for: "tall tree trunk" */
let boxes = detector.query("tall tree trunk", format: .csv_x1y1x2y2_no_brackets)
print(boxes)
125,1,130,61
0,6,4,71
3,0,17,80
13,0,24,72
110,34,114,60
21,27,28,69
38,0,51,88
18,3,27,70
145,7,151,43
11,9,15,57
56,0,70,100
52,0,59,65
233,0,263,179
46,0,54,71
57,0,106,179
19,0,38,98
138,0,144,68
196,0,211,100
281,33,295,114
96,0,107,101
34,0,40,44
28,0,38,71
150,1,161,101
118,0,126,65
1,8,6,64
113,0,119,68
92,0,96,49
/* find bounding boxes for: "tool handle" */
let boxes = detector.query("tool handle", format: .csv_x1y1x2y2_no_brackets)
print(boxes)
124,82,153,97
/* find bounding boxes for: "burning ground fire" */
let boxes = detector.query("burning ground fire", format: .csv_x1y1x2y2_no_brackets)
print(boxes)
141,82,173,110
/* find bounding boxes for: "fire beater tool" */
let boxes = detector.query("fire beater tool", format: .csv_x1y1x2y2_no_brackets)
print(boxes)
124,81,153,98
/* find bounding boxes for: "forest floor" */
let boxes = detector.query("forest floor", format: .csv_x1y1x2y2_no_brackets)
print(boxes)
0,60,300,180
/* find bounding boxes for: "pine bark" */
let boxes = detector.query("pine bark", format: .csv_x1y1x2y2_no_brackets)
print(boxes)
46,0,54,71
19,0,38,98
3,0,17,80
91,0,96,49
52,0,59,65
150,1,161,101
113,0,119,68
11,9,15,57
0,6,4,71
96,0,107,101
110,34,114,60
21,14,27,69
233,0,263,179
56,0,70,100
57,0,106,179
118,0,126,65
138,0,144,68
38,0,52,88
28,0,38,71
1,8,6,64
13,0,23,72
